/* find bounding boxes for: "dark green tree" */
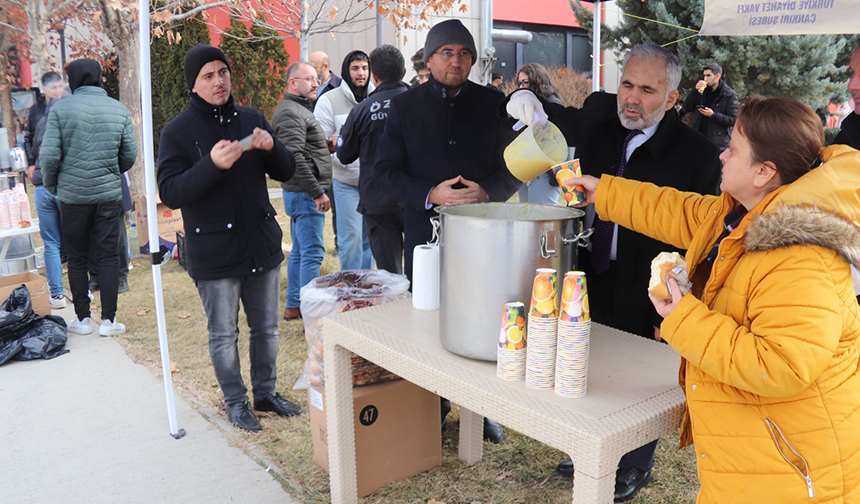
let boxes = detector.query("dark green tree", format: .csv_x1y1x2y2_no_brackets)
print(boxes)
150,15,210,154
572,0,858,111
220,18,290,120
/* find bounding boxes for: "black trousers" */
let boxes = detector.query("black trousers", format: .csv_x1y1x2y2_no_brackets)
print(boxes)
586,259,658,471
365,209,405,275
88,211,129,284
60,202,121,321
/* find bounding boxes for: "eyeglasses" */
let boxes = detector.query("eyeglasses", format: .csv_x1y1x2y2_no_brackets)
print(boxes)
516,80,530,88
434,50,472,61
417,73,430,82
294,76,321,86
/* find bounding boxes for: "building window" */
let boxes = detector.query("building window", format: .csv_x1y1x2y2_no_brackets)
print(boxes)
523,31,566,68
492,23,590,82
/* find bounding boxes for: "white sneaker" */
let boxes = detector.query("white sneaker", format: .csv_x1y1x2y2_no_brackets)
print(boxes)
68,317,94,335
99,319,126,337
50,294,67,309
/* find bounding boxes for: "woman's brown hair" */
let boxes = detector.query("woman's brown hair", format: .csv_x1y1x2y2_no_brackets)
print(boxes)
735,96,823,186
517,63,559,101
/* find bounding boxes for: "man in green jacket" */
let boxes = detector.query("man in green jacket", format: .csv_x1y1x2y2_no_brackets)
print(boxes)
40,58,137,337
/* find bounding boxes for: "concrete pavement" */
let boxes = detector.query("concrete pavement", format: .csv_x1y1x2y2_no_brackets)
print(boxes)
0,303,302,504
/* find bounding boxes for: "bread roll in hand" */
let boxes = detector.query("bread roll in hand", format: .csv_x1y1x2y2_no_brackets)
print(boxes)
648,252,692,300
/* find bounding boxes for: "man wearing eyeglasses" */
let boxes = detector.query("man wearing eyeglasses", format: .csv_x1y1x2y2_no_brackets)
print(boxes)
374,19,521,446
273,61,333,322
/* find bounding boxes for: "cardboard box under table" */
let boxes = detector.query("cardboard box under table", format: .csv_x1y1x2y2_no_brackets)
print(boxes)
0,272,50,315
134,195,183,255
308,379,441,497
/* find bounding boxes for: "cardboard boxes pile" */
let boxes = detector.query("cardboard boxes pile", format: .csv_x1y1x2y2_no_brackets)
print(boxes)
0,271,49,315
308,379,442,497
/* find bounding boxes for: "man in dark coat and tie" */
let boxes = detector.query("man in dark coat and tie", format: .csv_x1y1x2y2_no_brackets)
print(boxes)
507,43,721,502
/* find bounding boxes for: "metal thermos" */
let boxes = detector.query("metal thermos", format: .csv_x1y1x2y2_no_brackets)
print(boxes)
435,203,589,361
9,147,28,172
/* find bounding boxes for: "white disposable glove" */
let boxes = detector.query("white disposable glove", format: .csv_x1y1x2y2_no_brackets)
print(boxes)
506,90,548,130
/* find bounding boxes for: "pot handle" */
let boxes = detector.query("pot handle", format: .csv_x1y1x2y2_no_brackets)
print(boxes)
428,216,441,246
540,230,556,258
562,228,594,248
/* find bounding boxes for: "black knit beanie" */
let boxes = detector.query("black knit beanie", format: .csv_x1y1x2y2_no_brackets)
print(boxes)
423,19,477,65
184,44,231,91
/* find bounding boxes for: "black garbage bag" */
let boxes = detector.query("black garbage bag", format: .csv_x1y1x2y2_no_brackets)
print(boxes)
0,285,69,365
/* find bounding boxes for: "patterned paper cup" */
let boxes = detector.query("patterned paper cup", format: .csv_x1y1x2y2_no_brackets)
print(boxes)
529,268,559,318
499,302,527,350
560,271,590,322
553,159,587,206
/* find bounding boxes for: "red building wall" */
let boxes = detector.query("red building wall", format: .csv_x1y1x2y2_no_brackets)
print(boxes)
494,0,592,28
207,6,300,61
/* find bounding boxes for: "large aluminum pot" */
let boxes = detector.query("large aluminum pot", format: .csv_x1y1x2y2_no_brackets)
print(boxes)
434,203,590,361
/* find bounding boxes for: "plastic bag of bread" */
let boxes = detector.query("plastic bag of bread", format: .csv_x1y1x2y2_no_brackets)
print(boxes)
648,252,693,300
293,269,410,389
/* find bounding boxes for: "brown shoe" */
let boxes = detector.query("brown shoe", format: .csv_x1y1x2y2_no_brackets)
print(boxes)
283,307,301,321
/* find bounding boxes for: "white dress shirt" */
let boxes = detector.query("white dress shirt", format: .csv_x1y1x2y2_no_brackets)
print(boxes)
610,122,660,261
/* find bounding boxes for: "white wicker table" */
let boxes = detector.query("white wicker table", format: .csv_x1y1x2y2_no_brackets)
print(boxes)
0,220,39,264
323,299,685,504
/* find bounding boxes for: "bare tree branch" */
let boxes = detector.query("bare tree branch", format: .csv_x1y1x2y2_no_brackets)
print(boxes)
0,21,28,34
165,1,232,22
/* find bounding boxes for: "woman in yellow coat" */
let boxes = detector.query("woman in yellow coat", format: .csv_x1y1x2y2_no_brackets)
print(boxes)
574,96,860,503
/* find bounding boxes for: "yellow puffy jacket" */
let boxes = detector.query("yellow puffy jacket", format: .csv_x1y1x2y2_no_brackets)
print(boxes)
595,145,860,503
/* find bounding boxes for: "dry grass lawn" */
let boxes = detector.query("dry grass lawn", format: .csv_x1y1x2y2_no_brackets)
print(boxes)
101,200,699,504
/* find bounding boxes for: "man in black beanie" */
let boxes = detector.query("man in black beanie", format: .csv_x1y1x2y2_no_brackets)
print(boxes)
373,19,520,445
40,58,136,337
157,43,302,432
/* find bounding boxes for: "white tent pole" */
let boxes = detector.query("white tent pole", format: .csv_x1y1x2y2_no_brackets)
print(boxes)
138,0,185,440
592,0,601,92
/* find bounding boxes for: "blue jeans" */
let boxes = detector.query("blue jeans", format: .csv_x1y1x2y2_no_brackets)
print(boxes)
517,172,562,206
332,179,373,271
283,190,326,309
35,186,64,296
195,266,280,406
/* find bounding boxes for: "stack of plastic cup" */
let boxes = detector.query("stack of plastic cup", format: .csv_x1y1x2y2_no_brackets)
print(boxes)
526,268,559,390
0,193,10,230
7,189,20,226
553,159,588,206
497,302,527,381
555,271,591,398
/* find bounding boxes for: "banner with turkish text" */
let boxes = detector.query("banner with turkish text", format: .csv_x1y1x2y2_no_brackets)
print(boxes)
700,0,860,35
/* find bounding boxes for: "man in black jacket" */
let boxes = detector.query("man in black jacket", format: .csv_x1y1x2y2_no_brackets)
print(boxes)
337,44,409,274
680,62,738,152
508,44,721,502
374,20,520,283
835,43,860,149
157,44,302,432
374,19,520,446
25,71,64,172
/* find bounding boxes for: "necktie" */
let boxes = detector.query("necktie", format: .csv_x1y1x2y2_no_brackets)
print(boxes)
591,129,643,275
